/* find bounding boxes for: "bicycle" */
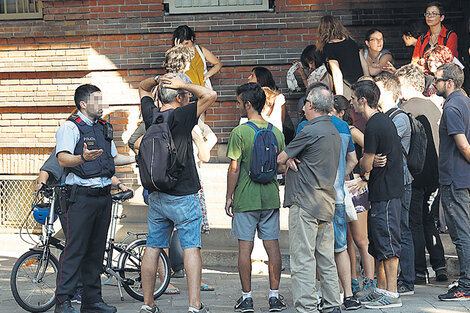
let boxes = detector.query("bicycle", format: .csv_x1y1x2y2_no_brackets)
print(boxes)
10,184,171,313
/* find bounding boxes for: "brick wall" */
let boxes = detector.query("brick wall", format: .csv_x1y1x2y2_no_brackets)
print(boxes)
0,0,465,180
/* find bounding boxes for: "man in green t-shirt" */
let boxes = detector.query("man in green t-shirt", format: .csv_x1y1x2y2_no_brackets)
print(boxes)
225,83,286,312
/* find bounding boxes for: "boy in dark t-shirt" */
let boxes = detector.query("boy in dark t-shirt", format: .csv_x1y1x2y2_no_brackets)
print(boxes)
351,80,404,309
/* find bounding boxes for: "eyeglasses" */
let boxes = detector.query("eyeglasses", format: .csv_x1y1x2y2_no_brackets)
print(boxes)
424,12,441,17
433,78,449,84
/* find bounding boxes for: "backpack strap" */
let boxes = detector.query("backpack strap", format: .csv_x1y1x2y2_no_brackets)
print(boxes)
387,108,409,159
443,29,454,47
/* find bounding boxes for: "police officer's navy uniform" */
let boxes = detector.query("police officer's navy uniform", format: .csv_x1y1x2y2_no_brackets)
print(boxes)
55,110,117,304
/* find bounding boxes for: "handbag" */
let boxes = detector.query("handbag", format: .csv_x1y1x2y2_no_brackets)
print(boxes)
344,184,358,222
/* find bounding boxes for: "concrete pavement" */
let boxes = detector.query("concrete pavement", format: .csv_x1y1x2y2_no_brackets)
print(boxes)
1,254,470,313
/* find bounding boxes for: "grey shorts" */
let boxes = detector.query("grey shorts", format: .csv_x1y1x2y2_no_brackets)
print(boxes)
231,209,280,241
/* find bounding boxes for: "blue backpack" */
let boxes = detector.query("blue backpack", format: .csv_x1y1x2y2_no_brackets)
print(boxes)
242,121,279,184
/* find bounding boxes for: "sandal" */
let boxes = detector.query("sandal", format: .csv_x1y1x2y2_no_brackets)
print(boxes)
200,283,215,291
164,284,181,295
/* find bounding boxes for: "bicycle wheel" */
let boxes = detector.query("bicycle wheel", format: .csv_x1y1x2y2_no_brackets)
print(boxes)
119,239,171,301
10,249,58,312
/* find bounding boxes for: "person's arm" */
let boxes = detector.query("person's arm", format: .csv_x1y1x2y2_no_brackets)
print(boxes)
114,154,136,166
328,59,343,95
57,143,102,168
139,77,157,129
111,176,133,195
192,130,210,162
225,160,240,217
277,151,300,172
201,46,222,81
350,126,364,148
345,150,358,177
360,152,375,173
160,73,217,117
35,170,49,191
368,53,393,77
359,49,370,76
453,133,470,162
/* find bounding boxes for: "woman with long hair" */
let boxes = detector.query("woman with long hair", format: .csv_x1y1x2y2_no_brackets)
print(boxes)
247,66,286,132
316,15,369,98
172,25,222,89
334,95,376,298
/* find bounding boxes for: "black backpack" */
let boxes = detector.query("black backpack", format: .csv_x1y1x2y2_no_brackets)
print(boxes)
242,121,279,184
389,109,427,177
136,109,184,192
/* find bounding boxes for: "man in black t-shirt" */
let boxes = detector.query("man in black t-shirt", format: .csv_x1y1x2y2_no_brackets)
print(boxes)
138,73,217,313
350,80,404,309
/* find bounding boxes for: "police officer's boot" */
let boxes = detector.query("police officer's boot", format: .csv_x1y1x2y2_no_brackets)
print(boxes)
80,300,117,313
54,299,79,313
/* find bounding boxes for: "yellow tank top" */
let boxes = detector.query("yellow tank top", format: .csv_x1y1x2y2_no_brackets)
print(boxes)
185,45,205,86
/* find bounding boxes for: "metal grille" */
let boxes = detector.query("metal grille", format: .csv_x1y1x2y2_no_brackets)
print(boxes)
0,0,42,20
165,0,269,14
0,175,40,232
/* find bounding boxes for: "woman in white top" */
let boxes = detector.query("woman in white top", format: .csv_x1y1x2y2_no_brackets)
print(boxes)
360,28,393,77
247,67,285,132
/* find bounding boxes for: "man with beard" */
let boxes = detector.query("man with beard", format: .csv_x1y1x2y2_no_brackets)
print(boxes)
225,83,286,312
433,63,470,301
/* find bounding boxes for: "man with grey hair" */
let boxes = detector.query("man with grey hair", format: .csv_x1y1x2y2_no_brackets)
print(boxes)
138,72,217,313
395,64,447,285
433,63,470,301
278,84,342,313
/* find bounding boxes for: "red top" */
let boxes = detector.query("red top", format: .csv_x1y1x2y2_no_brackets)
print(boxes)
412,25,458,62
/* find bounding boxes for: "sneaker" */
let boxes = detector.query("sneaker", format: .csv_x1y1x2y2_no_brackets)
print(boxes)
435,269,448,282
343,295,361,310
356,278,377,302
351,279,361,295
172,269,185,278
324,307,341,313
70,289,82,304
364,294,402,309
438,285,470,301
397,281,415,295
188,303,210,313
269,295,287,312
414,274,427,285
234,297,254,312
359,290,383,304
140,304,160,313
448,280,459,290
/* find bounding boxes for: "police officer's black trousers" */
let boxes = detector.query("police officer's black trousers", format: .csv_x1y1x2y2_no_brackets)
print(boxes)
55,191,112,304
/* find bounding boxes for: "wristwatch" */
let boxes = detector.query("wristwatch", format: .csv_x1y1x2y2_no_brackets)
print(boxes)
360,175,368,183
154,75,160,84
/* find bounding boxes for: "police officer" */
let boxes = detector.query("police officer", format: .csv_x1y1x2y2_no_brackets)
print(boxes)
54,84,134,313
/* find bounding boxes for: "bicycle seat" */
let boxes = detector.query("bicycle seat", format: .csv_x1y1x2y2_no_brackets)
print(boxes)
112,190,134,202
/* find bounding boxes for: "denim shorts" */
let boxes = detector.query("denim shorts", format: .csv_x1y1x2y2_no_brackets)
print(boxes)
231,209,280,242
146,191,202,250
333,203,347,253
368,198,401,261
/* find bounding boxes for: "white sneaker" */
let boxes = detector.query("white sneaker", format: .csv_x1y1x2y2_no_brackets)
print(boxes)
140,304,159,313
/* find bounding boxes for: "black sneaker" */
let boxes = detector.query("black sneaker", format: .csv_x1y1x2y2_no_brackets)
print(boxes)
438,285,470,301
435,269,448,282
269,295,287,312
54,299,78,313
414,274,427,285
343,296,361,310
234,297,254,312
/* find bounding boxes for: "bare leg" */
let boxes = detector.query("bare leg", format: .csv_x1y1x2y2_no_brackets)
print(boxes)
238,240,254,292
141,247,161,307
263,239,282,290
384,257,399,293
376,261,386,290
184,247,202,309
350,211,375,280
335,250,353,297
346,225,358,280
